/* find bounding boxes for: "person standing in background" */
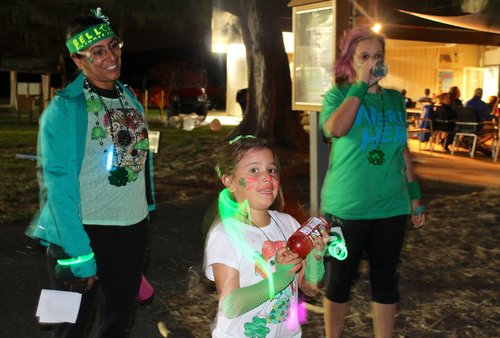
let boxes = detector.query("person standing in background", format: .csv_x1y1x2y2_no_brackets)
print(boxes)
27,8,155,338
319,26,425,338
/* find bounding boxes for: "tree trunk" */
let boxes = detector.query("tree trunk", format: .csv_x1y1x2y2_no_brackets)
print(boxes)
219,0,308,148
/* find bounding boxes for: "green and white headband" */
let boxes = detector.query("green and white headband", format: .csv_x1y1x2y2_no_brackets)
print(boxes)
66,8,116,54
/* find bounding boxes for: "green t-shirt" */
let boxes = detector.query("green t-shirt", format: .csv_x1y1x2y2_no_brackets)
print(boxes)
319,83,411,220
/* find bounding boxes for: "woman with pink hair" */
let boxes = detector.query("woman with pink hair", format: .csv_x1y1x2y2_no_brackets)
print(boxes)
319,26,426,338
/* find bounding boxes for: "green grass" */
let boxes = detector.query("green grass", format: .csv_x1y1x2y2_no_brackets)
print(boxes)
0,111,234,224
0,107,309,225
0,119,39,224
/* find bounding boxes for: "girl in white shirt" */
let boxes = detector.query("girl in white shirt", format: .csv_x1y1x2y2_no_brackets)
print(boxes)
204,136,328,337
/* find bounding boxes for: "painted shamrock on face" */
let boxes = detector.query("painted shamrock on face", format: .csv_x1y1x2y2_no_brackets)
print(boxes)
238,177,247,188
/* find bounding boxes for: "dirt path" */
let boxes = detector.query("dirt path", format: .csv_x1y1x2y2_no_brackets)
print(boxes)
2,136,498,337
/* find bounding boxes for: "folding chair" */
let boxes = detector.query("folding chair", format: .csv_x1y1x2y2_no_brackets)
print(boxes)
408,117,433,153
450,107,486,158
491,122,499,162
430,105,455,152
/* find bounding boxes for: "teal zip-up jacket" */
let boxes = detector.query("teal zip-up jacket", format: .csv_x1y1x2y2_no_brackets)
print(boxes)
27,72,156,278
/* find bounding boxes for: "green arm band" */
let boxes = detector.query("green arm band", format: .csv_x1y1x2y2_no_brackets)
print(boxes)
222,262,295,319
407,180,422,200
57,252,95,266
415,205,426,215
346,81,369,102
305,247,326,284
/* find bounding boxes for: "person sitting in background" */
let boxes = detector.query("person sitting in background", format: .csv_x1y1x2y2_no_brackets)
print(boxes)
401,89,415,108
418,99,436,142
488,97,499,155
464,89,496,156
448,86,463,109
433,92,456,152
486,95,500,120
466,88,492,122
417,88,433,105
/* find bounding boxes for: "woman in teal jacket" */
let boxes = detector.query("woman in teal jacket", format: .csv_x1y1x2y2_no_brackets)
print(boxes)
27,8,155,338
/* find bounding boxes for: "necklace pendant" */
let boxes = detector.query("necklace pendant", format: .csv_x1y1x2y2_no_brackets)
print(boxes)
91,126,107,140
108,167,129,187
125,167,138,182
86,98,102,113
368,149,385,165
133,138,149,150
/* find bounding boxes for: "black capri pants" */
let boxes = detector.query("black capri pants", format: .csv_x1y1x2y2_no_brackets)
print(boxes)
324,215,407,304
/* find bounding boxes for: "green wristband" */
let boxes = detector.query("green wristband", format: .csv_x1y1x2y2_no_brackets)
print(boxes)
305,251,325,284
57,252,95,266
346,81,369,101
407,180,421,200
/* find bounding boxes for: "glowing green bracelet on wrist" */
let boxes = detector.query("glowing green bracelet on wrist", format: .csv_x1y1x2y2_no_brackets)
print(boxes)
57,252,95,266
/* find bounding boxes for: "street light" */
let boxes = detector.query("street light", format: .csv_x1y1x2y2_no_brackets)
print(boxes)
372,23,382,33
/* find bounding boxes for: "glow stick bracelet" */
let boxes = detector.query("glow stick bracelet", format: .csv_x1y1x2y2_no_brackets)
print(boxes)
57,252,95,266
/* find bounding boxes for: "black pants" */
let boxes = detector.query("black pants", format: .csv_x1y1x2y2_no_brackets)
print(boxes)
48,218,149,338
324,215,407,304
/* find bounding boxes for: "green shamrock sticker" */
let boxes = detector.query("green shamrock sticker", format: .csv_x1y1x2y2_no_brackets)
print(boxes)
244,315,270,338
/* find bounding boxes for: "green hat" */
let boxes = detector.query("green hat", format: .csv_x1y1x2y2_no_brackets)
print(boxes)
66,8,116,54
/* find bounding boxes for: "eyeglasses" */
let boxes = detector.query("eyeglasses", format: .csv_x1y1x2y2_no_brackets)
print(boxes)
79,38,123,62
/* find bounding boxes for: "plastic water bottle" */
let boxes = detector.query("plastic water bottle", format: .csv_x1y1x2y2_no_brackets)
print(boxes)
371,61,389,77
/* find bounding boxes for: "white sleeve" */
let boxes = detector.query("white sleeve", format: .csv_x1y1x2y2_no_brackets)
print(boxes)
204,222,241,281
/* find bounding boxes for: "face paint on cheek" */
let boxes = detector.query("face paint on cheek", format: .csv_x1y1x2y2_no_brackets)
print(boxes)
87,56,94,64
238,177,247,188
245,176,257,190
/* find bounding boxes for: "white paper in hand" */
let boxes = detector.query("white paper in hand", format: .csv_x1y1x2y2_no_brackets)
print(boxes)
36,289,82,323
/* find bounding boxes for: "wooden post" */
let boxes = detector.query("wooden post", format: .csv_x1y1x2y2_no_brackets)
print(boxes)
160,89,164,122
10,71,17,106
144,90,149,114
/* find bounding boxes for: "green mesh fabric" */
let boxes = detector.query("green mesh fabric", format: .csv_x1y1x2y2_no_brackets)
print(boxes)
304,249,325,284
222,262,295,318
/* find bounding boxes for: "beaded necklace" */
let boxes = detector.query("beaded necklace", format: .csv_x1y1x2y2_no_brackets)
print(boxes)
365,88,386,165
84,78,136,151
84,77,149,186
